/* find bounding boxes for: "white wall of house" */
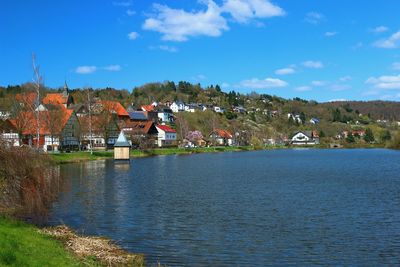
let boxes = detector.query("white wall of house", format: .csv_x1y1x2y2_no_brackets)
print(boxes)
1,133,20,146
170,102,186,113
156,128,177,147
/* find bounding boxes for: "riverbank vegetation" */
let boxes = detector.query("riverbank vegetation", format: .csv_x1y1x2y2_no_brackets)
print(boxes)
50,146,262,163
0,141,59,218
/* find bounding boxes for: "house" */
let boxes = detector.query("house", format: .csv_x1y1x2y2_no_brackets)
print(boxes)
156,125,177,147
9,108,80,151
0,120,19,146
100,101,129,121
233,106,246,114
310,118,320,124
213,106,224,113
119,120,158,148
156,105,174,123
42,82,73,108
79,114,120,150
288,113,302,124
0,108,10,120
290,131,319,145
170,101,186,113
341,130,366,138
209,129,233,146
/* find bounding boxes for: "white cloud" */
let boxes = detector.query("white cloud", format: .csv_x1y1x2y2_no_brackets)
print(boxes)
222,0,285,23
325,31,337,37
143,2,228,42
238,77,288,89
374,31,400,49
104,65,122,71
302,60,324,69
127,31,139,40
142,0,285,41
305,12,325,24
126,9,136,16
75,66,97,74
192,74,207,82
112,1,132,7
330,84,351,91
311,80,327,86
370,26,389,33
295,86,311,92
366,75,400,89
275,67,295,75
149,45,178,53
391,62,400,70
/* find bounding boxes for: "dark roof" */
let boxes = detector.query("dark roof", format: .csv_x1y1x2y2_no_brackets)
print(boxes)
128,111,148,121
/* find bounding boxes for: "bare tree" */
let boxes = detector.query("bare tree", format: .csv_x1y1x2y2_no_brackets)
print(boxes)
32,54,43,150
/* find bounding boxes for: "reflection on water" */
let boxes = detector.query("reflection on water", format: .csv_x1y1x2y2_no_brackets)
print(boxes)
49,149,400,266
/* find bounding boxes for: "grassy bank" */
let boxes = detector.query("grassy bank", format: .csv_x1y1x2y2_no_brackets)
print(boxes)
0,217,144,267
51,146,262,163
0,217,90,266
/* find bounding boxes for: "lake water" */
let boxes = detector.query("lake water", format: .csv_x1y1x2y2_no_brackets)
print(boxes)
48,149,400,266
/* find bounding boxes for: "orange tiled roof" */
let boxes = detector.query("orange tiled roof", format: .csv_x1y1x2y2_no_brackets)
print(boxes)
15,92,37,106
43,93,68,105
101,101,129,117
215,129,232,139
10,108,73,135
141,105,154,112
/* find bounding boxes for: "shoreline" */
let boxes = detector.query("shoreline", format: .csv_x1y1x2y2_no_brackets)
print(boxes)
50,144,388,164
0,216,144,266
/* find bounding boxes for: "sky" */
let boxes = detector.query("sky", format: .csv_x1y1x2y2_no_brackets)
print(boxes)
1,0,400,102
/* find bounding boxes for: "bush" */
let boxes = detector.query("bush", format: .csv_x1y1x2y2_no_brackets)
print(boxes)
0,141,59,221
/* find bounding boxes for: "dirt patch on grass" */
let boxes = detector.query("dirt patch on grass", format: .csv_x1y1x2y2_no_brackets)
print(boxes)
41,225,144,267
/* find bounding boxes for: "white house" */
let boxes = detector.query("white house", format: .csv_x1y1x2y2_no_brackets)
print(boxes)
170,101,186,113
214,106,224,113
290,131,319,145
309,118,320,124
157,106,174,123
209,129,233,146
288,113,302,124
156,125,177,147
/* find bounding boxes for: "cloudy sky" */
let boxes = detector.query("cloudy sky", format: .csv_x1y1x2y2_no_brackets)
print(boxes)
1,0,400,101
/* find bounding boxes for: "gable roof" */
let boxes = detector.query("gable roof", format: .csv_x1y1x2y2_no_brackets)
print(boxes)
15,92,37,106
156,125,176,133
101,101,129,117
213,129,233,139
42,93,68,106
114,131,130,147
141,105,154,112
119,121,157,135
10,108,74,135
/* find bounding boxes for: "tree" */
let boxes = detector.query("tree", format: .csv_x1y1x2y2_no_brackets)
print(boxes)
364,128,375,143
332,108,341,122
346,133,355,143
46,105,65,151
380,130,391,142
32,54,43,150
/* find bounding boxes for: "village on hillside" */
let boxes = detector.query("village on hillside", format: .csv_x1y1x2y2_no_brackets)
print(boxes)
0,81,398,152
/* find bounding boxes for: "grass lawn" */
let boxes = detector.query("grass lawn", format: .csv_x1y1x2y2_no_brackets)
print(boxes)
50,146,259,163
0,217,97,267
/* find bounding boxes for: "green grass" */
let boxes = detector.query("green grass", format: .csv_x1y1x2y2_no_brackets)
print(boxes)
0,217,96,267
50,146,259,163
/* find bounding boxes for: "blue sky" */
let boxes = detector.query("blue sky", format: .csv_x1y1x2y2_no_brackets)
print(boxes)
1,0,400,102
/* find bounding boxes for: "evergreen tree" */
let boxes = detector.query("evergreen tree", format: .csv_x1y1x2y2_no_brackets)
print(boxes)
364,128,375,143
346,133,355,143
381,130,391,142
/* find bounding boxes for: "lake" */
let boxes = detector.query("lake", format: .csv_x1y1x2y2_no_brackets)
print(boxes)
48,149,400,266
